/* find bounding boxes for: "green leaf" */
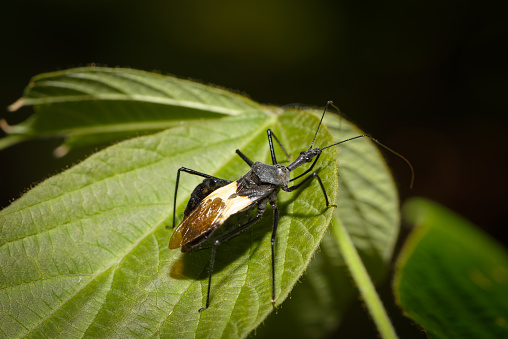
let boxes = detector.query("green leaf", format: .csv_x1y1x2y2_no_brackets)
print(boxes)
394,198,508,338
0,108,341,338
256,113,402,338
2,68,403,337
1,67,262,154
256,232,356,339
326,113,400,280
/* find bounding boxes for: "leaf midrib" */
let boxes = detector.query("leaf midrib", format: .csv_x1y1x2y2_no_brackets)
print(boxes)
23,94,256,116
9,119,223,137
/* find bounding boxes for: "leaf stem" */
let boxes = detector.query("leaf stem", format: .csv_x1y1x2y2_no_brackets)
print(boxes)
331,219,398,339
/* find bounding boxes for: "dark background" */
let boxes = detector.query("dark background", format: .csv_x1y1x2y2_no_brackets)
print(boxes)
1,0,507,337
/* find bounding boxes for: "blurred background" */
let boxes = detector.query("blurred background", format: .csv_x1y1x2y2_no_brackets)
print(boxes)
1,0,506,337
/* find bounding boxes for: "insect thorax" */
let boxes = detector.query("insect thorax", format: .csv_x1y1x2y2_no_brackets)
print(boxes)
251,162,290,186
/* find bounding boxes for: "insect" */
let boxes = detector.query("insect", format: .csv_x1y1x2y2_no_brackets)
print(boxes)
168,101,413,312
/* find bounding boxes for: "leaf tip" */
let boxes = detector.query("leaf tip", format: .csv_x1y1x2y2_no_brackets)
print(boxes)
53,144,69,158
7,97,25,112
0,119,11,133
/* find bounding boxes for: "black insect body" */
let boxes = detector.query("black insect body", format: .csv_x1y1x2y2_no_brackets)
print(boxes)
170,167,282,253
168,101,412,312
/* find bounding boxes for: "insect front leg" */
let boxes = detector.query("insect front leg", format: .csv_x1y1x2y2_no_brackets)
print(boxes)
283,172,337,208
172,167,229,228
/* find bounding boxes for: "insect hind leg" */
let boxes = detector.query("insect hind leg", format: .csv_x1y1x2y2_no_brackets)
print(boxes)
269,201,279,309
199,212,264,312
171,167,230,229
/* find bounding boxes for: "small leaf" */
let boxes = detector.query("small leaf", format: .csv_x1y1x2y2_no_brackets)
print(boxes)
326,113,400,281
1,67,262,153
394,198,508,338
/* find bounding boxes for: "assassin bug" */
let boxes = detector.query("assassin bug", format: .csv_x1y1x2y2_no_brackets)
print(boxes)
169,101,413,312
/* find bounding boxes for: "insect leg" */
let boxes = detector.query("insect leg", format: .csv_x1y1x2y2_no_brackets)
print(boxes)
269,201,279,309
235,149,254,167
267,129,290,165
199,212,264,312
172,167,225,228
236,129,290,167
283,172,337,208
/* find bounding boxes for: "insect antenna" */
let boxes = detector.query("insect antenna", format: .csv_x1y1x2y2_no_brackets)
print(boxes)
308,100,333,151
322,135,415,189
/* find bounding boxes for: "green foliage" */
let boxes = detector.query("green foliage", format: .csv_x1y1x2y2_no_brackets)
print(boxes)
394,198,508,338
1,67,261,154
0,68,401,338
256,113,401,339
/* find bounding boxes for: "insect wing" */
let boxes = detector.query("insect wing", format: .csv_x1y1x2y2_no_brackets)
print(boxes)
169,181,255,250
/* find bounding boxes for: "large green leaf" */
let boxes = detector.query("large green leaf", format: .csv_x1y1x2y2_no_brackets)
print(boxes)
394,198,508,338
1,67,262,153
0,108,340,338
1,68,403,338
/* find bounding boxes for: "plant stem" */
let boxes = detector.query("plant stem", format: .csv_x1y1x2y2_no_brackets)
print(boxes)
331,219,398,339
